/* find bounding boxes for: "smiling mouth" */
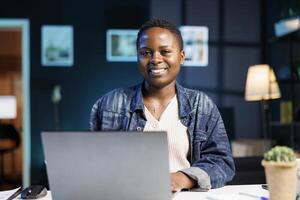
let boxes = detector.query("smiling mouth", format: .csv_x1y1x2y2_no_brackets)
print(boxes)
149,67,168,76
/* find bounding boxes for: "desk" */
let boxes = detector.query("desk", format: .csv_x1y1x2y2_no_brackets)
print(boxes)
174,184,269,200
1,184,268,200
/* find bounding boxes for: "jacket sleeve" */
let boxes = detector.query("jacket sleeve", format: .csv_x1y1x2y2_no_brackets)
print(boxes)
90,100,101,131
197,103,235,188
182,103,235,189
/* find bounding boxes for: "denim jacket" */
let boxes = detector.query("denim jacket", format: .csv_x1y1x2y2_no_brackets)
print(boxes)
90,82,235,189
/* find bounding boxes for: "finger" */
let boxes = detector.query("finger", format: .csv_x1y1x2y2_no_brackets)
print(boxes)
171,184,181,192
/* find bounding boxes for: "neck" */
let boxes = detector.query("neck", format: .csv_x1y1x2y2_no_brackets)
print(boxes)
143,81,176,100
142,81,177,119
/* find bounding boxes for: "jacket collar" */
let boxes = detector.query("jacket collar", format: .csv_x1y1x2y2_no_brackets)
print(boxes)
175,82,193,118
130,81,193,118
130,83,144,113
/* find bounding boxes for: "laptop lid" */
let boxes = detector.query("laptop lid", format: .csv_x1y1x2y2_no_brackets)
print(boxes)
42,132,171,200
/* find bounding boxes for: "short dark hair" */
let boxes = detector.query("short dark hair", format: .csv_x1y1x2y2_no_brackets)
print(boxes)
136,19,183,50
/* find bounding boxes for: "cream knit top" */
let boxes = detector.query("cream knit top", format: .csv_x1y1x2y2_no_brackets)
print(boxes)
144,95,190,173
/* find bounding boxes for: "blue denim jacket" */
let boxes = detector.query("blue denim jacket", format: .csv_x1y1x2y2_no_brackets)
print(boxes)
90,82,235,189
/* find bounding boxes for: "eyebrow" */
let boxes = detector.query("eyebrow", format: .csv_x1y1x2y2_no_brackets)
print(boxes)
139,45,172,49
159,45,172,49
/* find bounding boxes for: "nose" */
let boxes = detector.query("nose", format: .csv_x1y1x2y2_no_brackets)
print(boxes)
150,51,162,64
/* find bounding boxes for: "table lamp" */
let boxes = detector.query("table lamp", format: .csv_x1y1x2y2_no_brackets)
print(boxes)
245,64,281,138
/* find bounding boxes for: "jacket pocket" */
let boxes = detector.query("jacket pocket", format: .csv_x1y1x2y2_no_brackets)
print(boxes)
101,111,129,131
193,130,208,161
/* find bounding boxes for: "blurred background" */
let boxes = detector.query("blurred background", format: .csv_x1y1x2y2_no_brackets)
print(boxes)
0,0,299,190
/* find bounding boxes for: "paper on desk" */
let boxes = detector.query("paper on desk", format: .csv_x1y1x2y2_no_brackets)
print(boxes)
173,192,263,200
206,193,262,200
0,187,21,200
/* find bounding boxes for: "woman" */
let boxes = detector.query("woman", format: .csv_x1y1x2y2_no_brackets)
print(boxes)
90,19,235,192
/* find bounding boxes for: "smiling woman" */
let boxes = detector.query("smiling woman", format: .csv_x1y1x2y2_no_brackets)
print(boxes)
90,19,235,192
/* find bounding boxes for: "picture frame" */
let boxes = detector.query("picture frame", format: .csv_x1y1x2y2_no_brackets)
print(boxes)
106,29,138,62
180,26,209,67
41,25,74,67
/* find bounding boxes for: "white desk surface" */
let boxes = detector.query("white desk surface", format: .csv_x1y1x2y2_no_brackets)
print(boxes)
1,184,269,200
173,184,269,200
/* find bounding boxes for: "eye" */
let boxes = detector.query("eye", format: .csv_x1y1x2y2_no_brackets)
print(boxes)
160,50,171,56
139,49,152,57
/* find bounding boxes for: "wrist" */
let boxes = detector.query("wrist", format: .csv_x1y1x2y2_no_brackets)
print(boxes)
177,171,196,189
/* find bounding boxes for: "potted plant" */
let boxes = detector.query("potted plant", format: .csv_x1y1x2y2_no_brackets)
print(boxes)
262,146,297,200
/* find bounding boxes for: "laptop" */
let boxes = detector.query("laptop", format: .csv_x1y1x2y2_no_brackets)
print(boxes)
42,131,172,200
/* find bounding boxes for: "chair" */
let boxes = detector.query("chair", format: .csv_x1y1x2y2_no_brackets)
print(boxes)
219,107,235,141
0,124,21,183
228,156,266,185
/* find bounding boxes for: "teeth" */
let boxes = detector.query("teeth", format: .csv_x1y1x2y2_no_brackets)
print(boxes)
152,69,165,73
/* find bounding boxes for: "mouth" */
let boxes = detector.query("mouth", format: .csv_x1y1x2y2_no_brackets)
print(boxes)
148,67,168,77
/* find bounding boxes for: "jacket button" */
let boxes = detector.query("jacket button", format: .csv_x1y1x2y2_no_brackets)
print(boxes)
136,127,142,131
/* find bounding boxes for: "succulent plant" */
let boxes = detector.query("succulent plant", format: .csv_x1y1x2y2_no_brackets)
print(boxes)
264,146,296,162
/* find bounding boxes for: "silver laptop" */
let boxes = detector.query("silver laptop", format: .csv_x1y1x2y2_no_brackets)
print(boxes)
42,132,171,200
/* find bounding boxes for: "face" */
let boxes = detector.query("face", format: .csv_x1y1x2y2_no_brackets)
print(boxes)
137,27,185,89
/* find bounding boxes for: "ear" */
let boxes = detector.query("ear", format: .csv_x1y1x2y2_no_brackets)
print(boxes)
180,50,185,65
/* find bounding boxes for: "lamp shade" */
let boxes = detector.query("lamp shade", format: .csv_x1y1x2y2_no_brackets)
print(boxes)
245,64,281,101
0,96,17,119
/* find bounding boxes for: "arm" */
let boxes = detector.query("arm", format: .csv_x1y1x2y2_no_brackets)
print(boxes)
181,103,235,190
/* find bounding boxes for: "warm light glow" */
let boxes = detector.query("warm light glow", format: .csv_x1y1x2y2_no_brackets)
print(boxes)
245,64,281,101
0,95,17,119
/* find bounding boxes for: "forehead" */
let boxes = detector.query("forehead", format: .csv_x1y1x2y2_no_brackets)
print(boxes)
138,27,179,48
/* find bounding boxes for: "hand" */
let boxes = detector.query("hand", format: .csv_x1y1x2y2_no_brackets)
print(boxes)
170,171,196,192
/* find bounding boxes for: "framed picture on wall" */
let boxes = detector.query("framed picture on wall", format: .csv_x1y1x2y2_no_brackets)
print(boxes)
180,26,209,67
106,29,138,62
41,25,74,67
